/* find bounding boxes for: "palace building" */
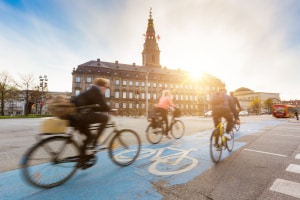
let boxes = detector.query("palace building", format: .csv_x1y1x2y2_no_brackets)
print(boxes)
71,9,225,116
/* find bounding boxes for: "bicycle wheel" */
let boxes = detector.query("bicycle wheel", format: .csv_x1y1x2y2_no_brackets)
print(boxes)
233,123,240,132
170,120,185,139
109,129,141,166
226,131,235,152
21,136,80,188
146,123,163,144
210,129,222,163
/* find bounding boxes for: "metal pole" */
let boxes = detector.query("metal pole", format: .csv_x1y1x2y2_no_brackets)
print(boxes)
146,72,149,116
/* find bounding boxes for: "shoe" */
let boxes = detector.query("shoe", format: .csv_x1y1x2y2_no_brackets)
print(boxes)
223,133,232,140
164,134,171,139
214,143,222,151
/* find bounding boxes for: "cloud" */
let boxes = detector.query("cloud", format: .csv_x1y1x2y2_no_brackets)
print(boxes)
0,0,299,100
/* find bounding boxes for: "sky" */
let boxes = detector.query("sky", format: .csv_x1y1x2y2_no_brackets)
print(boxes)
1,0,300,100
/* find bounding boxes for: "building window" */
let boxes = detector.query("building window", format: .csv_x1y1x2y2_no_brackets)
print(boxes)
129,92,133,99
129,103,132,109
153,93,157,100
129,81,133,86
141,82,145,87
135,82,139,86
153,83,156,88
86,77,92,83
141,93,145,99
159,83,162,88
115,103,119,108
165,83,168,88
147,82,150,87
122,103,126,108
75,89,80,96
123,80,127,86
115,80,120,85
122,92,127,98
75,77,81,83
105,89,110,98
115,91,119,98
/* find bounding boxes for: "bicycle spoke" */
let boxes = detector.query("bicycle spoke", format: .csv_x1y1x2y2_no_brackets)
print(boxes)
21,136,80,188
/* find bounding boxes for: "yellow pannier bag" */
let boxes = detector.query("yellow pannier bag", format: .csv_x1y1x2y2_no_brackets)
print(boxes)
40,117,69,134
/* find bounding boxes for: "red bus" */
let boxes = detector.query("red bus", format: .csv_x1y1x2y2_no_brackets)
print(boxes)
272,104,297,118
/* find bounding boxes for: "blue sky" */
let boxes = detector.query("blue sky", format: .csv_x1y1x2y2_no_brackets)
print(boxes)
1,0,300,100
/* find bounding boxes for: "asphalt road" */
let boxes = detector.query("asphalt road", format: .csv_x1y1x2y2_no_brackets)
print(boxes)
1,115,300,200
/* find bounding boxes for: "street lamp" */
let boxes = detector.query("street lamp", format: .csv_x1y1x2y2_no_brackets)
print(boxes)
39,75,48,115
145,72,149,116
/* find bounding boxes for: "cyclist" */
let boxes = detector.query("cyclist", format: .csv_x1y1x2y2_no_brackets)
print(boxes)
153,90,176,137
230,91,242,112
71,78,111,161
210,88,239,140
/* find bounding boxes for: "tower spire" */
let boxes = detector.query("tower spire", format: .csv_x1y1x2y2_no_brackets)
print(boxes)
142,8,161,68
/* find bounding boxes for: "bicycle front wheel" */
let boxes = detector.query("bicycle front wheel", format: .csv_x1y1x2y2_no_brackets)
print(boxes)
170,120,185,139
20,136,80,188
146,123,163,144
210,129,222,163
226,131,235,152
109,129,141,166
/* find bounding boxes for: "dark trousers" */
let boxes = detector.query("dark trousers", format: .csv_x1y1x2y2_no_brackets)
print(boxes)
212,107,234,133
155,107,169,134
76,112,109,154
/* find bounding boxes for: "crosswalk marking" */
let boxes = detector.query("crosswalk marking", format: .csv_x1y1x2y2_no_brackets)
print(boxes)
286,164,300,174
270,179,300,198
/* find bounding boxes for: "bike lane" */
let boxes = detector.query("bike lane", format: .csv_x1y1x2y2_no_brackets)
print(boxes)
0,119,287,200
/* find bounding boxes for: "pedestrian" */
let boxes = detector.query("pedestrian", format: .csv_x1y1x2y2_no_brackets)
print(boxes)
295,110,299,120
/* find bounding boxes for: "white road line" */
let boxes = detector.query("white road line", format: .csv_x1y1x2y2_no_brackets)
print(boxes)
296,154,300,159
244,149,288,157
273,134,300,138
286,164,300,174
270,179,300,198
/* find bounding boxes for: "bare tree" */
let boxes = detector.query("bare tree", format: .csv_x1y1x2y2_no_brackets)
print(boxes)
0,71,15,116
16,73,36,115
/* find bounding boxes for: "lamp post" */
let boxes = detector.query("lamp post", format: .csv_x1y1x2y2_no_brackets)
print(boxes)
145,72,149,116
39,75,48,115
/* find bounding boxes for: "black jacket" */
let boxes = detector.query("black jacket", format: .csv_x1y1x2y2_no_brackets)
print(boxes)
71,85,110,112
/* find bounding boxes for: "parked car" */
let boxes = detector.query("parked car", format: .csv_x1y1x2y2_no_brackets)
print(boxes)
205,110,212,117
239,111,249,116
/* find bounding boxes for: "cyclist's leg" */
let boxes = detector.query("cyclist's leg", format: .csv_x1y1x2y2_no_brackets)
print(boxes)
223,109,234,133
90,112,109,145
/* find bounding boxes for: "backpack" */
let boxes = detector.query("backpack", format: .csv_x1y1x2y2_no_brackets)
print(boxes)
47,95,76,119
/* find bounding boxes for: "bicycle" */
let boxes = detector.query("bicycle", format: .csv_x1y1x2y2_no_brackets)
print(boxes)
20,109,141,188
146,107,185,144
209,120,234,163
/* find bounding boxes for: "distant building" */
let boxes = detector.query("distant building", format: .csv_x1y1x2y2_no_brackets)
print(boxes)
232,87,280,114
71,9,225,116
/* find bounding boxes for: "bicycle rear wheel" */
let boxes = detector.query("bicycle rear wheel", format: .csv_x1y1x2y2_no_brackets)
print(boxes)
21,136,80,188
210,129,222,163
109,129,141,166
226,131,234,152
170,120,185,139
146,123,163,144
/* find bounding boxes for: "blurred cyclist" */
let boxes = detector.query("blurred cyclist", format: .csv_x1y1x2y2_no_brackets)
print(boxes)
210,89,239,140
230,91,242,112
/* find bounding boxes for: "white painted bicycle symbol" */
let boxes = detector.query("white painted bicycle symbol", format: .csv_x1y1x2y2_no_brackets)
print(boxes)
114,146,198,175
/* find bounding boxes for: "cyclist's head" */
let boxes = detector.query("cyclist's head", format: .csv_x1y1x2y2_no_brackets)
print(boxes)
220,88,227,94
93,78,110,89
162,90,171,96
